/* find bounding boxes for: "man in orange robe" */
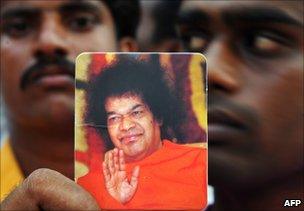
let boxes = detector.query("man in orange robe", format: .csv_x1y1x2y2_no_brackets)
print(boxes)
79,140,207,210
78,56,207,210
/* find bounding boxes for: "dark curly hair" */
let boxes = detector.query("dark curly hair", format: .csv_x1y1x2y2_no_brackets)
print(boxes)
103,0,140,39
87,55,185,150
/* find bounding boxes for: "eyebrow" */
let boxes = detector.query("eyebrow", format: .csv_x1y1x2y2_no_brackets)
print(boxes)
1,7,40,19
224,7,303,27
59,1,101,14
106,104,145,116
177,9,210,26
1,1,101,19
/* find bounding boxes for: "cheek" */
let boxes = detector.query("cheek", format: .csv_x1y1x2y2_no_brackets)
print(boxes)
91,26,117,51
246,67,302,152
67,27,117,57
142,120,157,137
252,81,303,173
1,39,33,101
107,126,120,144
1,38,32,75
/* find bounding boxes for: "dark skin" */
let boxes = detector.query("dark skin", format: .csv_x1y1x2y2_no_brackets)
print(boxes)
1,0,134,179
0,0,136,208
1,169,100,210
178,1,303,210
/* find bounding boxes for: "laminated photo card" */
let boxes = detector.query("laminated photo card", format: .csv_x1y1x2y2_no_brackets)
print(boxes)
75,53,207,210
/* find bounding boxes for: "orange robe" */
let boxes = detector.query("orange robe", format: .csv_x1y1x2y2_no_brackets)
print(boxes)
78,140,207,210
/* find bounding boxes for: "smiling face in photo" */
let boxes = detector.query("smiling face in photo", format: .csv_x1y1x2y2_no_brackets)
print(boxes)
105,94,162,162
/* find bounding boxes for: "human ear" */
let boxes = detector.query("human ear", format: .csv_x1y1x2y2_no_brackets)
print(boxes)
118,37,139,52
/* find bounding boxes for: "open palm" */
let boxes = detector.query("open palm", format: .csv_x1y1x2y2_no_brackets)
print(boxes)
102,148,140,204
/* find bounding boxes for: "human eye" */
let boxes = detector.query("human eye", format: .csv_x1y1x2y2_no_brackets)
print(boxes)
131,109,144,118
243,29,295,58
64,12,100,32
107,115,121,125
179,26,210,52
2,17,34,38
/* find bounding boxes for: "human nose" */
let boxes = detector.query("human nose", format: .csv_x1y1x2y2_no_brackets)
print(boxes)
32,12,68,59
118,115,136,131
206,38,242,94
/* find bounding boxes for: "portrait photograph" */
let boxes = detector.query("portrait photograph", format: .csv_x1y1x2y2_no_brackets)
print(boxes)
75,53,207,210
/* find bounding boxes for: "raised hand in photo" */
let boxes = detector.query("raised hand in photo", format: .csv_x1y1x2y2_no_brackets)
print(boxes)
102,148,140,204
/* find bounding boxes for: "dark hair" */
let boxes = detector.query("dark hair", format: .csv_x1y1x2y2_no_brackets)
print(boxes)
103,0,140,39
87,55,185,150
151,0,181,44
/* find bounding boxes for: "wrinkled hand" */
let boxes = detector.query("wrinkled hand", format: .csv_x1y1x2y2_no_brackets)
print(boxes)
0,168,100,210
103,148,140,204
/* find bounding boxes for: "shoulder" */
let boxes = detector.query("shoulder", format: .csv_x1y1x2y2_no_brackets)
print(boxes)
163,140,206,154
162,140,207,162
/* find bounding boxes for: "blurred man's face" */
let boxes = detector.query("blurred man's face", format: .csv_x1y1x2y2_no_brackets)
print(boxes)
105,94,162,162
1,0,117,129
178,1,303,190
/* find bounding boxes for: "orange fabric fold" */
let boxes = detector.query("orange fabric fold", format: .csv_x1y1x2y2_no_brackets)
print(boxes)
78,140,207,210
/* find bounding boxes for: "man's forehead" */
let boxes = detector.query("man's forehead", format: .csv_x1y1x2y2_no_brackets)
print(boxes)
1,0,103,14
105,94,146,112
179,1,303,26
106,94,144,105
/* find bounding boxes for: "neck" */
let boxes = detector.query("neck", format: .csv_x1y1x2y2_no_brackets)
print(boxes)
8,121,74,179
213,172,303,211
